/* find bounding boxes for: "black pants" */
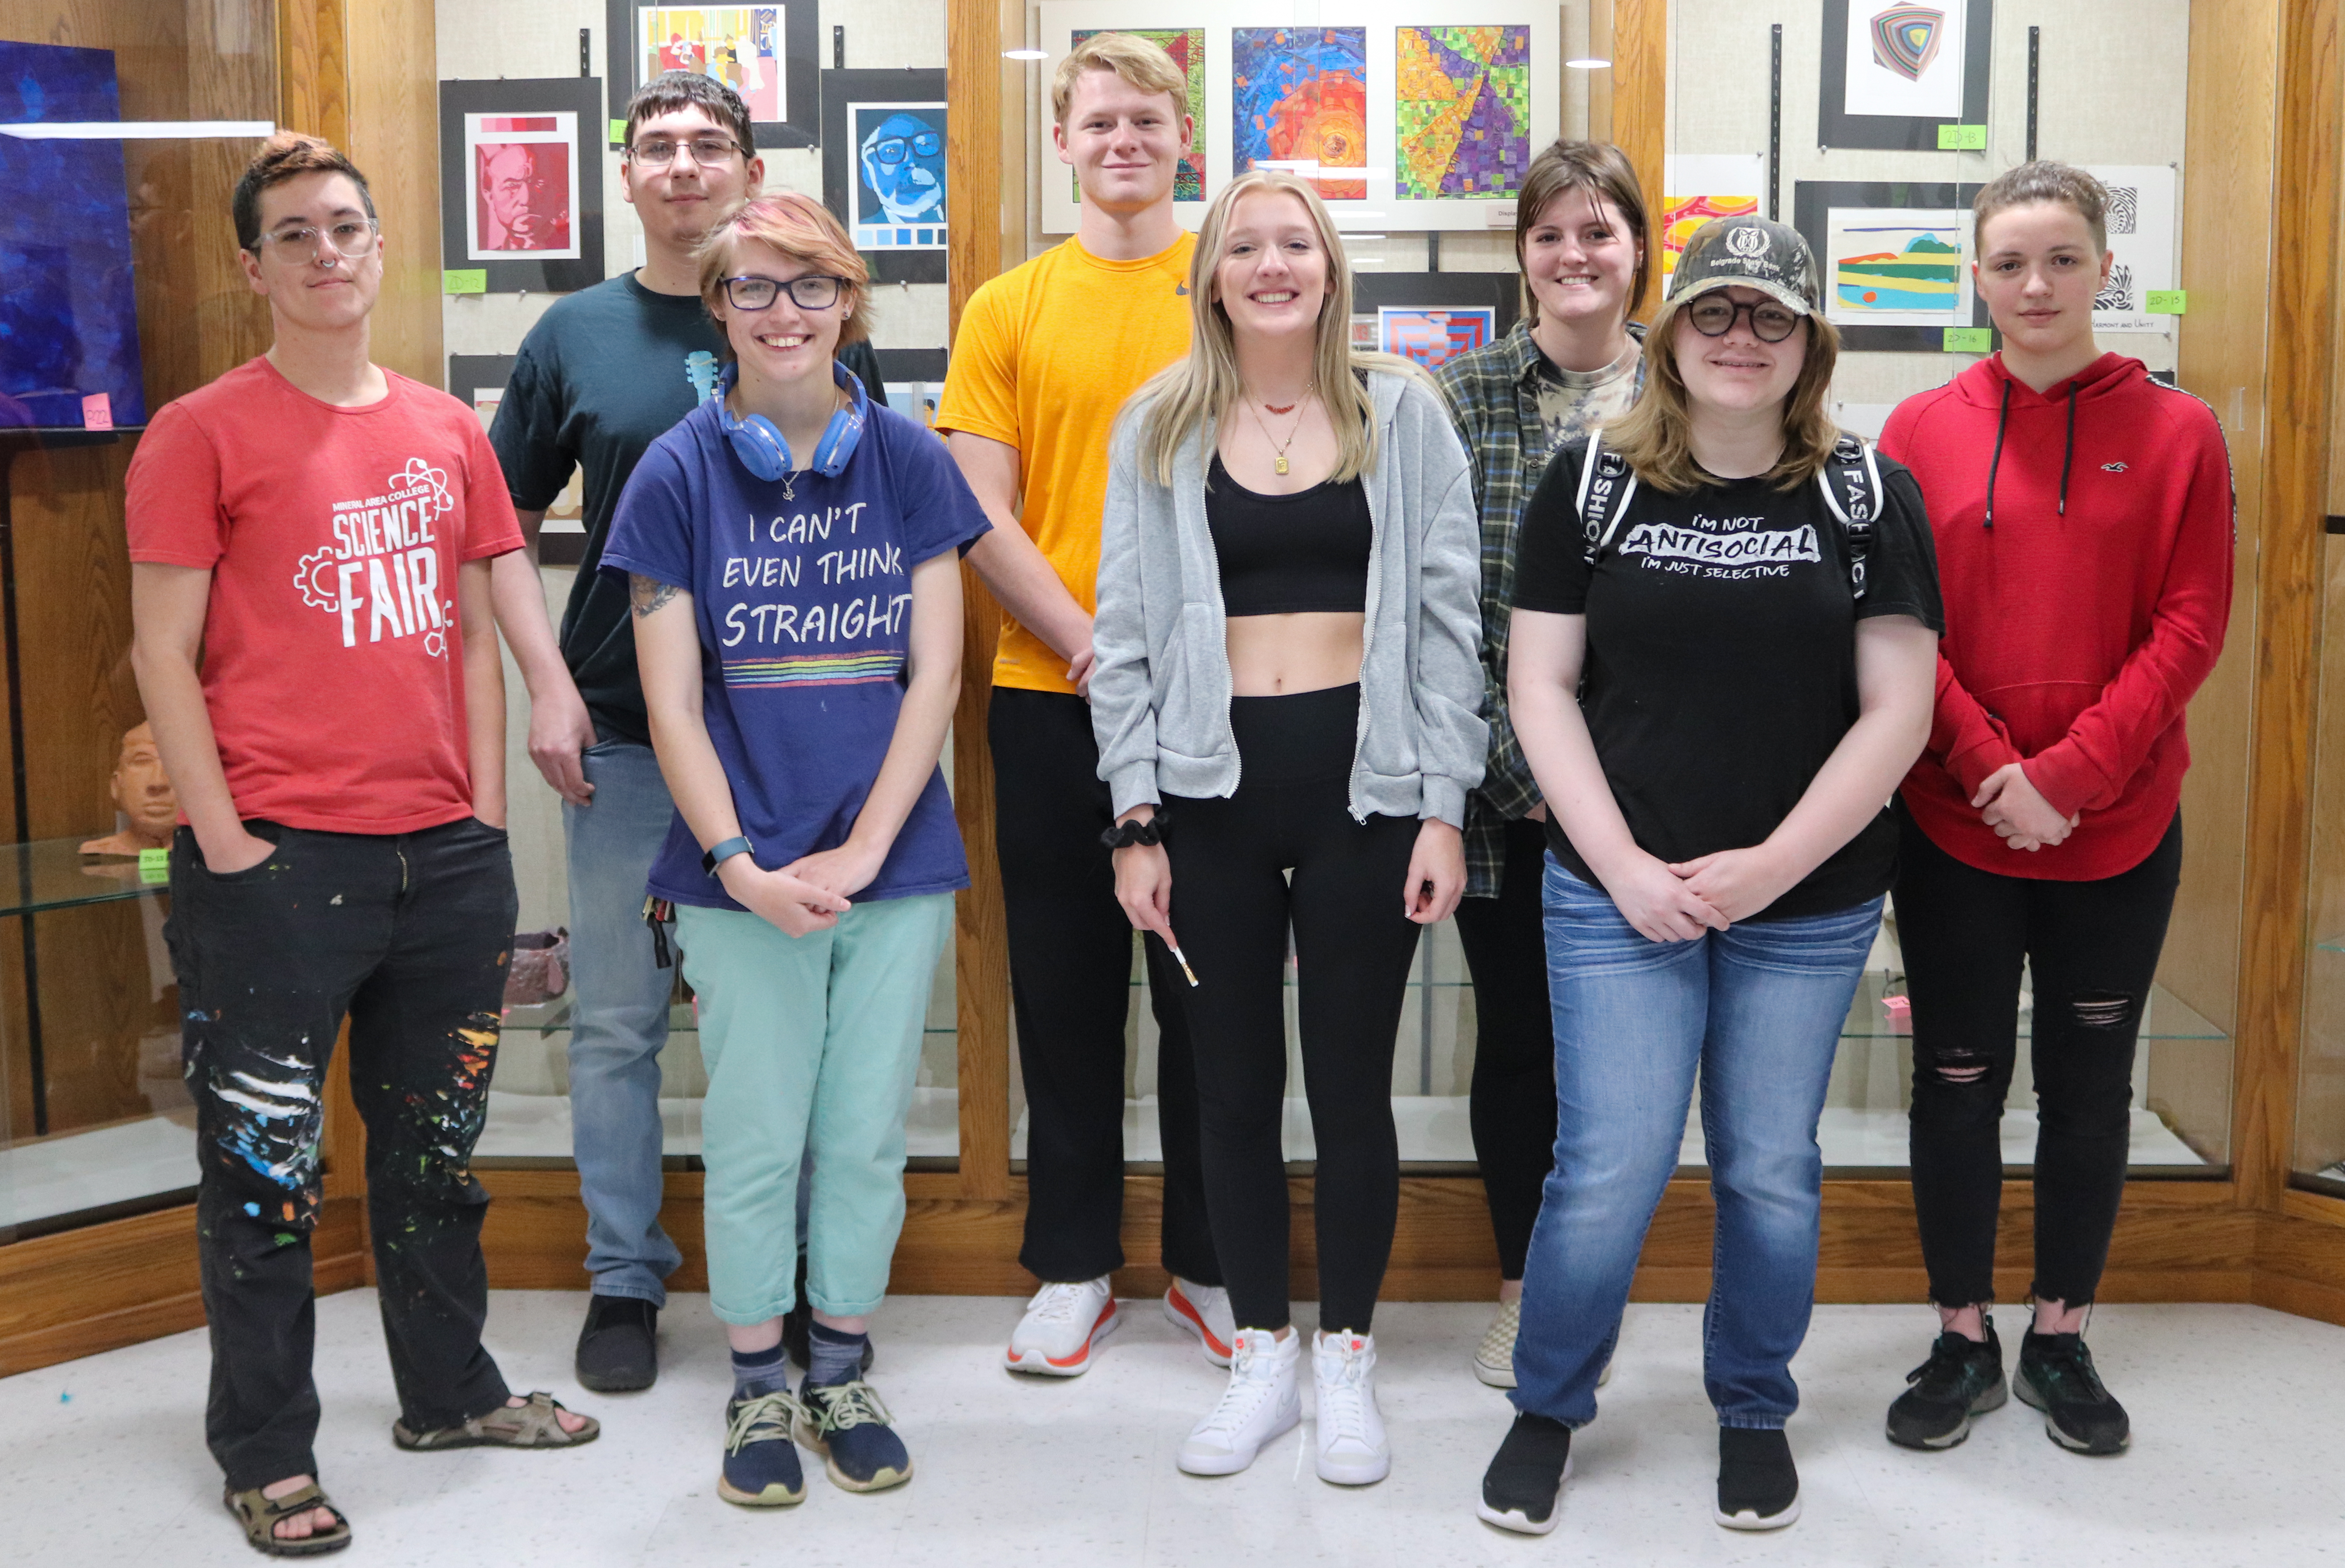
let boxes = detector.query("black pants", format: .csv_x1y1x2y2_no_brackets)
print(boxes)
1454,817,1557,1281
1167,686,1421,1334
989,688,1219,1286
169,817,518,1490
1896,806,2183,1308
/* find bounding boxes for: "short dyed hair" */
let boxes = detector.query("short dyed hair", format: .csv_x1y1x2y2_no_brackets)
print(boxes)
1051,31,1187,129
1514,140,1652,323
1974,159,2110,253
624,69,755,156
232,132,376,251
695,192,871,357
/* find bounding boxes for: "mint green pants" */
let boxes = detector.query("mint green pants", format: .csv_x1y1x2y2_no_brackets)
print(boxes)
676,894,953,1325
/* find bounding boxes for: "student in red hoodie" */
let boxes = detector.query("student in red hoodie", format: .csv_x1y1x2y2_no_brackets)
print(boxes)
1877,162,2233,1458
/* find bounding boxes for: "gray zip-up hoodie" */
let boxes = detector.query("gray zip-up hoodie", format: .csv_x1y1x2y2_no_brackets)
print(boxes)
1091,368,1487,826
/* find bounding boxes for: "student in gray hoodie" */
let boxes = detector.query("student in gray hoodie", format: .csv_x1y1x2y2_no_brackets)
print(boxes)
1089,169,1486,1489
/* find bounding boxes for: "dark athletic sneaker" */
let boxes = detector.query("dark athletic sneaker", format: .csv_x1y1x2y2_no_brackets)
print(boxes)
1716,1427,1800,1530
1886,1327,2008,1449
2015,1330,2131,1454
795,1378,913,1492
718,1390,807,1507
574,1296,658,1393
1476,1413,1573,1536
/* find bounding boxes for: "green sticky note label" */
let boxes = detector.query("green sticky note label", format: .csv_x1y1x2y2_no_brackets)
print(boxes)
1937,123,1987,150
139,847,168,882
1943,327,1993,352
2145,289,2187,314
610,118,628,145
443,269,487,294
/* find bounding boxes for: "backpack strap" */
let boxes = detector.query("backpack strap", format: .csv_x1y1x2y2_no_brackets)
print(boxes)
1811,432,1881,601
1576,429,1640,569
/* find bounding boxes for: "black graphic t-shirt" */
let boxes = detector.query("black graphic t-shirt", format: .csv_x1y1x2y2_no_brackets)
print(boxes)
493,274,731,744
1511,438,1944,920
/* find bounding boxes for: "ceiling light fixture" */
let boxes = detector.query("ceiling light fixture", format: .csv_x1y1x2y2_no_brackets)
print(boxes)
1003,48,1047,60
1565,58,1612,69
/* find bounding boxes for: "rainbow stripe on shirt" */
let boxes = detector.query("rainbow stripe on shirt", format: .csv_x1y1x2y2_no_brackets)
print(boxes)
722,648,905,690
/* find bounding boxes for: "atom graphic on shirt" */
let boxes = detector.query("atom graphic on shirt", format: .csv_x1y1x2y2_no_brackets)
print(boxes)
392,457,456,520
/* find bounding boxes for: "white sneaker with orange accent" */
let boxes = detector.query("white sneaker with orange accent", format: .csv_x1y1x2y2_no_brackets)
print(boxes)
1005,1277,1119,1376
1163,1280,1236,1367
1312,1330,1390,1485
1177,1328,1301,1475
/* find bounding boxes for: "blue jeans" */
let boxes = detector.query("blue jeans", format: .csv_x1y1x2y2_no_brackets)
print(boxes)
1512,859,1881,1430
563,738,685,1304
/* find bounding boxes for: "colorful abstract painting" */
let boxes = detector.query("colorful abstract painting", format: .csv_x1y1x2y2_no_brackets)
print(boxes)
1661,193,1761,277
1395,26,1529,200
1232,27,1367,200
1072,27,1206,200
1378,306,1495,369
639,7,784,123
1868,4,1947,81
1831,218,1962,316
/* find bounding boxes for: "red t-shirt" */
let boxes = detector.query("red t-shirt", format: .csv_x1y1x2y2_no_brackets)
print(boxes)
126,357,523,834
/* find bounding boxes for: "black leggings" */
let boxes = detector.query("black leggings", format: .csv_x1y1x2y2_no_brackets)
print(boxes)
1453,817,1556,1281
1896,806,2182,1308
1165,685,1422,1334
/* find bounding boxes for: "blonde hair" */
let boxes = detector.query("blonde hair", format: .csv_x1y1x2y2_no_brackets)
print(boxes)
1051,32,1188,128
1974,159,2111,253
694,192,871,358
1603,290,1842,493
1129,170,1419,487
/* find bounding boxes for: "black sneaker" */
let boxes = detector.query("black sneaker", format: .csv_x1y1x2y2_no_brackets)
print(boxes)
1886,1327,2007,1449
1716,1426,1799,1530
2015,1329,2130,1454
1476,1413,1573,1535
718,1390,807,1507
574,1295,658,1393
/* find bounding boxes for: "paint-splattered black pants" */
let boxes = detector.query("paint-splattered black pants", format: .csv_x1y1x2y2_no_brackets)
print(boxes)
1894,806,2183,1310
168,816,518,1491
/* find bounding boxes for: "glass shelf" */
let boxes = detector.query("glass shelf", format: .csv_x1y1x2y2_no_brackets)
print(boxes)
0,838,169,918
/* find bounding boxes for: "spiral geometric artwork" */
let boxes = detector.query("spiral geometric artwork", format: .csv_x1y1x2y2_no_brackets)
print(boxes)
1867,4,1946,83
1232,26,1368,200
1395,25,1530,201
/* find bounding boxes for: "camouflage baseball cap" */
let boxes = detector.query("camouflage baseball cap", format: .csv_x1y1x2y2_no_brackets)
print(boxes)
1668,215,1820,316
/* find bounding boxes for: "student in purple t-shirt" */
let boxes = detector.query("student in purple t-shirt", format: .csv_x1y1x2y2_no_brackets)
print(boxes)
601,193,987,1507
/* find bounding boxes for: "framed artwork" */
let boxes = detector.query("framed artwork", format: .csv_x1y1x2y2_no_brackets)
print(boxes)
448,355,587,564
0,41,148,431
1377,305,1494,369
1792,180,1992,352
1661,153,1766,280
2081,164,2180,333
1034,2,1561,234
1817,0,1992,152
1352,269,1521,342
607,1,819,150
438,78,605,293
820,69,947,285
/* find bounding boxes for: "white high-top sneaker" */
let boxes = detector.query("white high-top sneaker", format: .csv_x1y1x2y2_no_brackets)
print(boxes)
1177,1328,1302,1475
1312,1330,1390,1484
1004,1277,1119,1376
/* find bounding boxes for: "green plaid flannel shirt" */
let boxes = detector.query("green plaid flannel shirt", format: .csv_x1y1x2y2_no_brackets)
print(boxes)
1433,319,1643,898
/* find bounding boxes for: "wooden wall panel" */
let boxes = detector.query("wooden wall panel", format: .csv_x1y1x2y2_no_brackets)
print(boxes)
338,0,440,388
1610,0,1664,328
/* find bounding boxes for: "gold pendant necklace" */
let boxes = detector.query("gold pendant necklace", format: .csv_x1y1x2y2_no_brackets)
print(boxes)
1243,382,1313,474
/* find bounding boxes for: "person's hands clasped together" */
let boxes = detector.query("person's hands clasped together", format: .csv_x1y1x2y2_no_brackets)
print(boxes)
1668,842,1803,926
1973,761,2078,852
1595,848,1731,943
718,853,851,939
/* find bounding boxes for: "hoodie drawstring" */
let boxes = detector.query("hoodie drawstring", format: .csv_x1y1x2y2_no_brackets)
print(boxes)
2059,379,2078,516
1983,377,2011,529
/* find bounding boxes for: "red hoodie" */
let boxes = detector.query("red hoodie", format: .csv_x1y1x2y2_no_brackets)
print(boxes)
1879,352,2234,881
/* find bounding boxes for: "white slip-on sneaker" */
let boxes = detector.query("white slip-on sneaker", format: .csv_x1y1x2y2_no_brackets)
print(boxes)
1005,1277,1119,1376
1312,1330,1391,1485
1164,1280,1236,1367
1472,1299,1612,1390
1177,1328,1301,1476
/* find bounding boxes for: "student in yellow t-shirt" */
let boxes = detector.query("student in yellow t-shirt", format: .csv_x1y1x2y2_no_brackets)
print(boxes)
940,32,1230,1376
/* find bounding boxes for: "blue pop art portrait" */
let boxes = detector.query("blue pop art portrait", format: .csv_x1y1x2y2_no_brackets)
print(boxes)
850,101,945,250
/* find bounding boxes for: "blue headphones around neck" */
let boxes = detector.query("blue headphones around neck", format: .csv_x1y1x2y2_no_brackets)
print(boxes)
716,360,867,485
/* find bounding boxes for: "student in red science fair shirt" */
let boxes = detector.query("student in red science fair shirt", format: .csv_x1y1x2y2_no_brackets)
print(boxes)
124,133,595,1558
1876,161,2234,1462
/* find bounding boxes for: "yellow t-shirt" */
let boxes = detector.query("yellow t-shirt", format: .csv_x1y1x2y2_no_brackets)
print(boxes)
938,233,1197,694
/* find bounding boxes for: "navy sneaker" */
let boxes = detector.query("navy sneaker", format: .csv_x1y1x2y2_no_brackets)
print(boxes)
2016,1330,2131,1454
1716,1426,1799,1530
795,1378,912,1492
1886,1327,2007,1449
718,1390,807,1507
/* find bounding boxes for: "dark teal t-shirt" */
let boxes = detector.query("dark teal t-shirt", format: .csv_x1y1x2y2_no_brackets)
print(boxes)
490,274,728,744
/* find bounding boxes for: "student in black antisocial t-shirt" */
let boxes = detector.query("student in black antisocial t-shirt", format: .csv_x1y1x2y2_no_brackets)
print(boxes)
1473,217,1943,1539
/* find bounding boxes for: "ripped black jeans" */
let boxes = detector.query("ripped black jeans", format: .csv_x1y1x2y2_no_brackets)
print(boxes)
1894,806,2182,1309
169,817,517,1490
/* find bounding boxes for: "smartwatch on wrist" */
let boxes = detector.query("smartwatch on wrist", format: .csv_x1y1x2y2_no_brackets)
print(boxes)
702,835,754,876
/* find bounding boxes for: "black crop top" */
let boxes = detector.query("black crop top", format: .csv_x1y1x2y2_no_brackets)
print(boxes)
1204,455,1373,616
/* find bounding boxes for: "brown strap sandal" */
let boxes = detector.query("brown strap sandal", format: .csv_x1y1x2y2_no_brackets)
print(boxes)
392,1389,601,1451
223,1481,352,1558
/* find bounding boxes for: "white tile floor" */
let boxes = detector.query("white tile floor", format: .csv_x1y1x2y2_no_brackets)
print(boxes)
5,1291,2340,1566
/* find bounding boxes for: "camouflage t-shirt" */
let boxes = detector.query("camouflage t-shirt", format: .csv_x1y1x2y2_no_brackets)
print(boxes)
1531,339,1644,453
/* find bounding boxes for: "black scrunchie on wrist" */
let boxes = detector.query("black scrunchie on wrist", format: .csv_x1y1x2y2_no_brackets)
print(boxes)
1099,813,1166,850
